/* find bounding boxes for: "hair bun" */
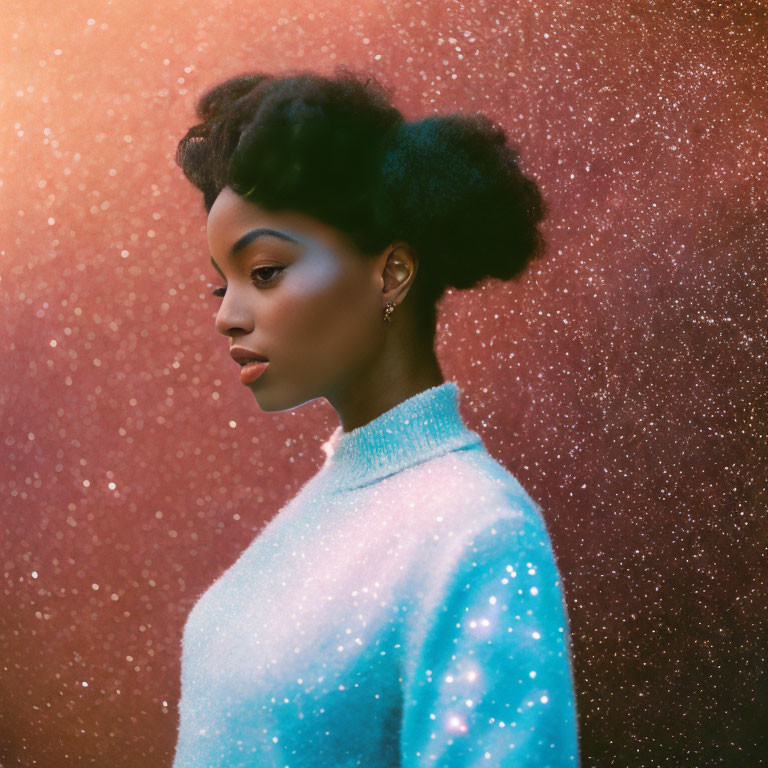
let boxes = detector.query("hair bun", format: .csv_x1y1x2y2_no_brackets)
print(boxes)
374,114,548,294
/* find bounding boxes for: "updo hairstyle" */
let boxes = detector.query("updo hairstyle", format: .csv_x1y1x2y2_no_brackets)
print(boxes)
175,67,549,335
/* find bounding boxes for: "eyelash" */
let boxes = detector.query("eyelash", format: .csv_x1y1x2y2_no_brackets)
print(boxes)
210,266,284,297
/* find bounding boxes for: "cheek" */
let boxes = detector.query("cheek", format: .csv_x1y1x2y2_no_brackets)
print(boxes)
273,257,377,363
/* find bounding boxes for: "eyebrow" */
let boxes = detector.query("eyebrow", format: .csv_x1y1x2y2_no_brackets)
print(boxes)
210,228,304,274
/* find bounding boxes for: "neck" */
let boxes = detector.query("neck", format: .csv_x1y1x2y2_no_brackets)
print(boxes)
327,355,445,434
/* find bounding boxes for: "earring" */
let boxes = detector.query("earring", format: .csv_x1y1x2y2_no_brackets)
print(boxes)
383,299,396,323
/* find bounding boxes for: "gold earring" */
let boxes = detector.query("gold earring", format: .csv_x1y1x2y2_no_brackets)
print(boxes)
383,299,396,323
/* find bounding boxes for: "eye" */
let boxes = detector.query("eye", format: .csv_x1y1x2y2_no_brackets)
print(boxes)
251,265,284,284
209,266,285,298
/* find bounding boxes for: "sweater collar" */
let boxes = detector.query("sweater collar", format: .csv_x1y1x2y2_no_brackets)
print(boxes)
318,380,483,492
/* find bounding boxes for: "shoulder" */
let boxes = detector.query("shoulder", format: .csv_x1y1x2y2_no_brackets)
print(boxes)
389,443,546,539
382,445,554,588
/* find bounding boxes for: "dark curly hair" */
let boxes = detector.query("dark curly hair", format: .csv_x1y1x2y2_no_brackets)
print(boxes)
175,66,549,335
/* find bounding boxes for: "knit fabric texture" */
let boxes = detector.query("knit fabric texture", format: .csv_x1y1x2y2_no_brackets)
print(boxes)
172,381,580,767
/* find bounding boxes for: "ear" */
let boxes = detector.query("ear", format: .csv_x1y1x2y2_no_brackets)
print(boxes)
379,242,418,305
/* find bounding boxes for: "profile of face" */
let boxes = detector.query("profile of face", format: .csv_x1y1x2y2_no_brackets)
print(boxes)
207,186,400,412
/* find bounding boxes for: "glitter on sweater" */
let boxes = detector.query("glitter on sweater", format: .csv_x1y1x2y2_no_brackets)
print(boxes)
172,381,580,767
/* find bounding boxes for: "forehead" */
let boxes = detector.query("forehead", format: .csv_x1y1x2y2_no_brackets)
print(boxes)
207,187,259,233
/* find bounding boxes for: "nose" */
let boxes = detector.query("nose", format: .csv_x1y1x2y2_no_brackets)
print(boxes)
214,289,255,337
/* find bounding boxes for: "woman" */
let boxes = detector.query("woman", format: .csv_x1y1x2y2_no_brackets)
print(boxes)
171,67,580,767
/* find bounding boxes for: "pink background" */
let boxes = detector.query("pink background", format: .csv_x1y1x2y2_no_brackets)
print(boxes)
2,0,766,764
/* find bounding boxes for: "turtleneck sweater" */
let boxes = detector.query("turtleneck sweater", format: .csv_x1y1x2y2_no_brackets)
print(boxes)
172,381,580,767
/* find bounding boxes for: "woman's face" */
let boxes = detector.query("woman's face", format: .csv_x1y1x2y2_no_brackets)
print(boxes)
207,186,388,411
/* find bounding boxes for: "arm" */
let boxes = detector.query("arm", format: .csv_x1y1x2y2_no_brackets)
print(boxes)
399,513,580,767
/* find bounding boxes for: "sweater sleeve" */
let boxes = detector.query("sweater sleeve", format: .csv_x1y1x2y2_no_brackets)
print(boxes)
399,513,580,767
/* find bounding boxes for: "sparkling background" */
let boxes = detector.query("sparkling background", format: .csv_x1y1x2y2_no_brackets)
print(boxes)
1,0,766,765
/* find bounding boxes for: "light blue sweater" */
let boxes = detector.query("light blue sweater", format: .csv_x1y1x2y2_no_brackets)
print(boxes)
173,381,580,767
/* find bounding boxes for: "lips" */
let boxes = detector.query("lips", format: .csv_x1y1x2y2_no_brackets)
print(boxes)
229,347,270,386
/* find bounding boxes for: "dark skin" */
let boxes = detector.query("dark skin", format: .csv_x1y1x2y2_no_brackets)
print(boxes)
207,186,445,433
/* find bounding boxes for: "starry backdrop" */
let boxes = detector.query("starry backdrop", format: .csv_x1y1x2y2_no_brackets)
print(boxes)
1,0,766,765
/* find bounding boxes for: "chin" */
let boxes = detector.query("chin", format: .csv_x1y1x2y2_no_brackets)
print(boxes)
248,384,318,413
